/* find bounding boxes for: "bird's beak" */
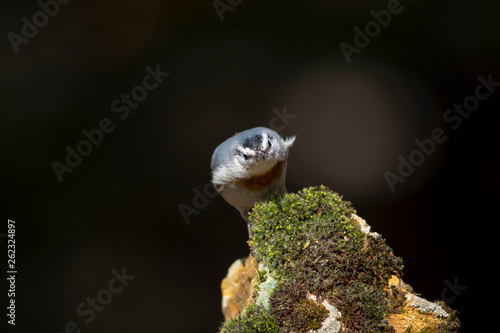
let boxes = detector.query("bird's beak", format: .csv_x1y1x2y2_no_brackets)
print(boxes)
256,151,266,161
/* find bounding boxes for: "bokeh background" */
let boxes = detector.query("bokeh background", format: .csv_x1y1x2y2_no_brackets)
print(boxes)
1,0,498,331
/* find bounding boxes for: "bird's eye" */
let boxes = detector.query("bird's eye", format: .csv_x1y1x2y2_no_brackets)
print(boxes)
267,139,272,147
236,149,251,160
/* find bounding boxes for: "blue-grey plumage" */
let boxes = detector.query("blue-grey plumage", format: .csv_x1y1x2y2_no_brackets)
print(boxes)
211,127,295,237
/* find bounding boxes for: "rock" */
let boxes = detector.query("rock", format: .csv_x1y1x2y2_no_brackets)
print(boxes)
219,186,460,332
386,276,459,332
220,255,257,320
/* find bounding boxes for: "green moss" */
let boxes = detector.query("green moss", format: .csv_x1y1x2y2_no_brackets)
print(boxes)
257,269,267,284
219,303,279,333
338,281,394,332
250,185,357,275
249,186,403,332
270,279,329,332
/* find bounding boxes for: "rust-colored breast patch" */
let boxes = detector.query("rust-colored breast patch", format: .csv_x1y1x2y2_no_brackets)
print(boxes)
231,160,284,191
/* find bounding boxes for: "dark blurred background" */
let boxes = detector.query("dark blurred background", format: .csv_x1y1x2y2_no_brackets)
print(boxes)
1,0,498,331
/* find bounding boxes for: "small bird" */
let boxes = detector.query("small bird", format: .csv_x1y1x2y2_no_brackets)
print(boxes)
211,127,296,237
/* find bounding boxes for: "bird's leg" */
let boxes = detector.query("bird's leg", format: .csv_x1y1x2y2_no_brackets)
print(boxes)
247,221,253,239
241,211,253,239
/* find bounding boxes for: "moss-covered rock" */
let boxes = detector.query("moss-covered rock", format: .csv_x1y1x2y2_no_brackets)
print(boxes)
218,186,460,333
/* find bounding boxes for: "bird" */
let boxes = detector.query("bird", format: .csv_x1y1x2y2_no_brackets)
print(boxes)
211,127,296,237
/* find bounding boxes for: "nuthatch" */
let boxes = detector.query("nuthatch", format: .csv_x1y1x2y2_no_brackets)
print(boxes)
211,127,296,237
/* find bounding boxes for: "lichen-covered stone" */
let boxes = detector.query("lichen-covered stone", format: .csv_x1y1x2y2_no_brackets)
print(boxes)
218,186,460,333
254,264,277,310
